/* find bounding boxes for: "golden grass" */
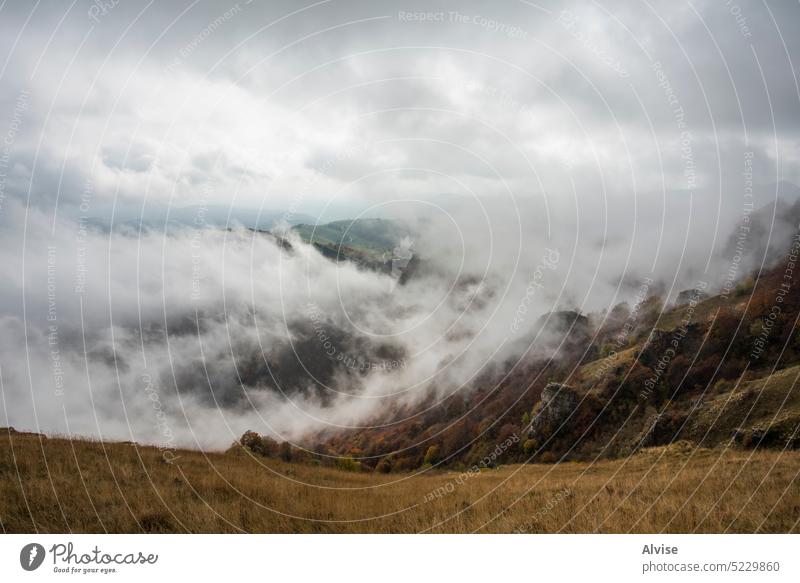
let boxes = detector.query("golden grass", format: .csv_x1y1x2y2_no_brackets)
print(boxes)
688,364,800,444
1,432,798,533
655,293,731,330
576,346,638,384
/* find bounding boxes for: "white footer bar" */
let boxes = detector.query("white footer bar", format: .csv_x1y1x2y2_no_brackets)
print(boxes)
1,534,797,582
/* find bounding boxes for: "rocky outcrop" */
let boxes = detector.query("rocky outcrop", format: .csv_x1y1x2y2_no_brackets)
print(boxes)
676,288,708,306
633,412,669,450
527,383,579,440
534,311,590,341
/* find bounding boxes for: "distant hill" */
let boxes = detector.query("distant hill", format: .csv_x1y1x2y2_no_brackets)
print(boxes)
286,218,418,279
292,218,413,262
721,197,800,269
80,204,315,234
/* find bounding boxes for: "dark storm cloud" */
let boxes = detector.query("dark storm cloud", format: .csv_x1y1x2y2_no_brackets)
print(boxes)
1,0,798,213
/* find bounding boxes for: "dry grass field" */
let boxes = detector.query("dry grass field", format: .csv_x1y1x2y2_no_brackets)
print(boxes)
1,430,798,533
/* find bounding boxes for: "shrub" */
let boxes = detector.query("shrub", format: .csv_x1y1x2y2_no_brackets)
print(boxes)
375,457,393,473
423,445,440,465
240,430,262,452
393,457,414,472
238,431,279,457
260,437,279,457
735,276,755,297
539,451,558,464
279,441,293,462
337,456,361,472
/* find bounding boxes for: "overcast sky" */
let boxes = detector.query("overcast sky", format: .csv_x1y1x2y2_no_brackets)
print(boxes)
1,0,799,222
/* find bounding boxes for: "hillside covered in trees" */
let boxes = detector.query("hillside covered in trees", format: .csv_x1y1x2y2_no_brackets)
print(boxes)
237,234,800,473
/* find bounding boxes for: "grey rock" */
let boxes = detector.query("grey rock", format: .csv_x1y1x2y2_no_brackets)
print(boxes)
527,383,579,439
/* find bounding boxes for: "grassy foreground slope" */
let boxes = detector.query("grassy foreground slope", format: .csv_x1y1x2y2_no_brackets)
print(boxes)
1,430,797,533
